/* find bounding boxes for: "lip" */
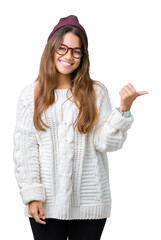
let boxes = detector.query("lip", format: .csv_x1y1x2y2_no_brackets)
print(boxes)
59,60,74,67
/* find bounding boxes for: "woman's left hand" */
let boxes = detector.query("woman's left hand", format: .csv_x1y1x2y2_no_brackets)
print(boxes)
119,83,148,112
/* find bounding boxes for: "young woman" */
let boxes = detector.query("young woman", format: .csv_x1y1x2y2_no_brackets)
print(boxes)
13,15,148,240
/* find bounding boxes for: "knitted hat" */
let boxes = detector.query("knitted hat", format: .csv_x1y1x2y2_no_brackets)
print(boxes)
47,15,88,46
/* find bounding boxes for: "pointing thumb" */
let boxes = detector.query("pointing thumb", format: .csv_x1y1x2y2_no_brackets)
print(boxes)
137,91,149,96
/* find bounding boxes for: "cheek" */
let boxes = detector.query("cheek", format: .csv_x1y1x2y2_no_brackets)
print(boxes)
75,60,81,68
54,55,61,69
53,53,58,62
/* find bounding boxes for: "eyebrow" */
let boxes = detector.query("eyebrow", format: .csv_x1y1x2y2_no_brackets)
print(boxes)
60,43,82,49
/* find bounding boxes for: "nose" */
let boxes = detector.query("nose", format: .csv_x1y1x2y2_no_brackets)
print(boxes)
64,49,73,58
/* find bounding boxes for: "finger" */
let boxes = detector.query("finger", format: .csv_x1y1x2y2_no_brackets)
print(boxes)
38,212,45,220
121,88,129,96
137,91,149,96
38,205,45,219
120,91,126,99
124,85,133,95
38,212,42,219
127,83,136,92
34,214,46,225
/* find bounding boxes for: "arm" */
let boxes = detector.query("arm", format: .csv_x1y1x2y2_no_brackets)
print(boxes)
93,85,134,153
13,88,46,205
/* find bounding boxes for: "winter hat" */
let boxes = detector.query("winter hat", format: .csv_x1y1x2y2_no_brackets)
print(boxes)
47,15,88,46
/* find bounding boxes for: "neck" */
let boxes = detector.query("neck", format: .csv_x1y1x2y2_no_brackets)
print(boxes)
56,73,72,88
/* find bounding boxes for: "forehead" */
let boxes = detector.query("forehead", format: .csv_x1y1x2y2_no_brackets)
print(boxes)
61,32,81,48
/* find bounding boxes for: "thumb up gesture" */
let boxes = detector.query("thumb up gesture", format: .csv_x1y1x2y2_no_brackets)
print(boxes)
119,83,148,112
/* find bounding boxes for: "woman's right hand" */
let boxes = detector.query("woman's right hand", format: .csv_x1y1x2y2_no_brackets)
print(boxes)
28,201,46,224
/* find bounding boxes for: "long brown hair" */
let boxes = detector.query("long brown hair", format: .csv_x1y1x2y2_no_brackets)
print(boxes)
33,25,102,134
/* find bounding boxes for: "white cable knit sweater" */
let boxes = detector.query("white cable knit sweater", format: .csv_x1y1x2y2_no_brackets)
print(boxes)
13,81,134,220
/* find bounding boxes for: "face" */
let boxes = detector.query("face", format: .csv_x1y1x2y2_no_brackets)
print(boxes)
54,32,82,76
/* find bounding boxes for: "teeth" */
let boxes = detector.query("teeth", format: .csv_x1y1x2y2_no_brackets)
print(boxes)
60,61,71,66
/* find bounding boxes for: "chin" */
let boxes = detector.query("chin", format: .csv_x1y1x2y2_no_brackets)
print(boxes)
57,69,74,75
56,65,77,75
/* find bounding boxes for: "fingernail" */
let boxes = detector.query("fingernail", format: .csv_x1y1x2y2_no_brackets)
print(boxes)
42,216,45,219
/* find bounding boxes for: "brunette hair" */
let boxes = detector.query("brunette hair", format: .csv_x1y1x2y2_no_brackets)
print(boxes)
33,25,103,134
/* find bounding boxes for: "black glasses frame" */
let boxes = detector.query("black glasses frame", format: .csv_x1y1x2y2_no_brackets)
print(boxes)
56,43,85,59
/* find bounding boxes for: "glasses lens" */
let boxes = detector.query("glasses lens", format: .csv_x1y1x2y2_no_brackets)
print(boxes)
57,45,67,55
73,49,83,58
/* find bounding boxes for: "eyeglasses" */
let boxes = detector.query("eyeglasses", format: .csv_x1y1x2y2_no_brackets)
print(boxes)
56,44,85,59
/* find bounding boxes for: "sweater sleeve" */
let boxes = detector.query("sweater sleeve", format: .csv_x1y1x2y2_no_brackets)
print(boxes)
13,88,46,205
93,85,134,152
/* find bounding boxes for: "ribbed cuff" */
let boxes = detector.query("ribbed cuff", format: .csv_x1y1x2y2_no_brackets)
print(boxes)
107,107,134,131
20,184,46,205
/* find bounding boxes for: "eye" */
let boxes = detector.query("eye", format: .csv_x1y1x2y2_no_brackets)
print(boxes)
59,47,66,50
73,50,81,55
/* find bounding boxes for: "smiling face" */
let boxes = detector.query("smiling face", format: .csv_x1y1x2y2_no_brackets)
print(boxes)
54,32,82,77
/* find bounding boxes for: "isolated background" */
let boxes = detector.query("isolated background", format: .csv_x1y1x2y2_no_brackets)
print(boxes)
0,0,160,239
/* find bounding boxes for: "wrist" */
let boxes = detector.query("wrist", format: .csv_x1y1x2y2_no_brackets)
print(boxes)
117,107,131,118
119,106,131,112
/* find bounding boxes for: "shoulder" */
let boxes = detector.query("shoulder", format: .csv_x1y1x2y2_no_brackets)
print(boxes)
92,80,112,110
93,80,110,99
18,81,37,106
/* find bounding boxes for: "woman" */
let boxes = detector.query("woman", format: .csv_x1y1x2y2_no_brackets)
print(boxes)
13,15,148,240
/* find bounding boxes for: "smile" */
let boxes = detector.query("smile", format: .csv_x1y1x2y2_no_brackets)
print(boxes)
59,60,73,66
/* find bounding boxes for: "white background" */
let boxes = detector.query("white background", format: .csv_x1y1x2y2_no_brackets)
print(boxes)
0,0,160,239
